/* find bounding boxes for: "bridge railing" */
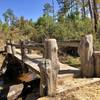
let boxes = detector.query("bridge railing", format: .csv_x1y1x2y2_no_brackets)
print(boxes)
5,39,80,59
5,39,80,96
6,39,44,58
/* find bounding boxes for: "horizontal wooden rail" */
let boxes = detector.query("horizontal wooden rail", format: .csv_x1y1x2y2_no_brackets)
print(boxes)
6,40,80,49
58,41,80,47
6,42,44,48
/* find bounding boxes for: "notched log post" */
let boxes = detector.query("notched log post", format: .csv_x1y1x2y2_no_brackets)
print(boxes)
78,34,94,77
44,39,60,95
39,59,52,96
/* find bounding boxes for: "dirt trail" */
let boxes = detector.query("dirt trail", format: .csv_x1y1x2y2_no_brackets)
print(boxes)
57,81,100,100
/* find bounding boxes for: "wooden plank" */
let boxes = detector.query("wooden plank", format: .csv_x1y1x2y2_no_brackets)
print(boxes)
58,41,80,47
6,40,80,49
14,53,40,74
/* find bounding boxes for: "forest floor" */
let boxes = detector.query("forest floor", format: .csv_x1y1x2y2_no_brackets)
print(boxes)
38,78,100,100
56,78,100,100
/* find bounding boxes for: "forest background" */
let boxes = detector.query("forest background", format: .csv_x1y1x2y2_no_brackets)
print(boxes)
0,0,100,49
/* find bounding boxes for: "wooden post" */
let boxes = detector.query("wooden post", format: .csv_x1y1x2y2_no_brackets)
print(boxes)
78,34,94,77
94,51,100,77
20,41,25,61
6,39,12,54
39,59,55,96
25,40,31,54
44,39,60,95
23,40,29,54
44,39,59,61
10,40,16,56
20,41,25,71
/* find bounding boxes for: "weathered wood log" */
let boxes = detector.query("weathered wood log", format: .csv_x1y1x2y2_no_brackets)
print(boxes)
94,51,100,77
44,39,60,94
39,59,57,96
78,34,94,77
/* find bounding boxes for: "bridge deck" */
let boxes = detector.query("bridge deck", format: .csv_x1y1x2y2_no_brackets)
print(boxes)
7,48,81,94
9,49,80,77
13,49,43,74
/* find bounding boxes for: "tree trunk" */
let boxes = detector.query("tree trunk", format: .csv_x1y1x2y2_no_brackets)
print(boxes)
93,0,98,32
88,0,94,19
82,0,86,18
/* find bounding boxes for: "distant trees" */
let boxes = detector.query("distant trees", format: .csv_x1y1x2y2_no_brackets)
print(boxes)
0,1,100,43
35,14,54,41
1,9,37,41
56,0,100,33
43,3,53,15
92,0,98,32
0,20,2,31
3,9,17,25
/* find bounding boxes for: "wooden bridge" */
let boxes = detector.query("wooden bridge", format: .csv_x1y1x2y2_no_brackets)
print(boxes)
1,39,80,96
1,34,100,99
1,35,100,99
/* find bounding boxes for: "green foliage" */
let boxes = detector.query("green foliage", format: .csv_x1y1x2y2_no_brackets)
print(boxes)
3,8,17,25
35,15,54,41
0,7,100,50
2,23,9,33
51,17,92,41
43,3,53,15
66,56,80,68
0,20,2,31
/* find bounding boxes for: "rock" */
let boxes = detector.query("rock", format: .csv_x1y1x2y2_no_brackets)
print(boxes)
7,84,23,100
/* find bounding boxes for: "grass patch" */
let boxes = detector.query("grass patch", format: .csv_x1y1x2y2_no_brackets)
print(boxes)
59,55,80,68
66,56,80,68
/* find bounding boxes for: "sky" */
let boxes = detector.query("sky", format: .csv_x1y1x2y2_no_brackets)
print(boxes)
0,0,59,21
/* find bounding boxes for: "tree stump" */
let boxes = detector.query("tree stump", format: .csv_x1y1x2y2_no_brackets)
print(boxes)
78,34,94,77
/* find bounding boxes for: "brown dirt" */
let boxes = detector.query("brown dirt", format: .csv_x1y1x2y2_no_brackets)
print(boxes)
1,46,100,100
57,81,100,100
